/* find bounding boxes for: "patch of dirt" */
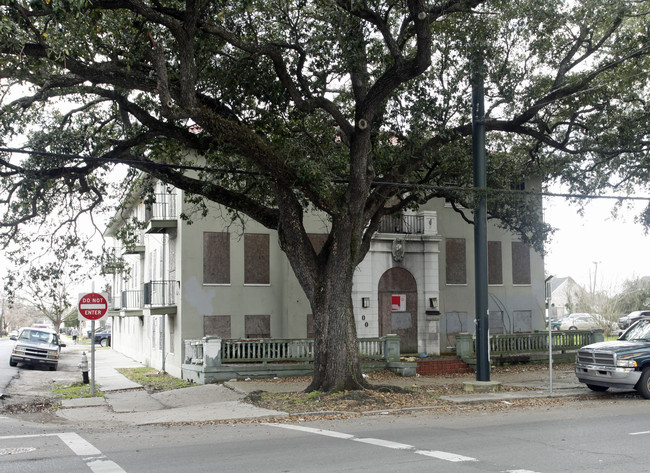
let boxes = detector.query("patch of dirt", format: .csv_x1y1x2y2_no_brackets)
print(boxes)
0,394,64,424
242,364,574,417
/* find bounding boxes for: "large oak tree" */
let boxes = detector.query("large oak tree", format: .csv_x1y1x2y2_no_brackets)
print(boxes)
1,0,649,392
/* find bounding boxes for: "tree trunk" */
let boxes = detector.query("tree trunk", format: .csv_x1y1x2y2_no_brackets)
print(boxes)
303,220,371,393
306,286,370,393
274,184,371,393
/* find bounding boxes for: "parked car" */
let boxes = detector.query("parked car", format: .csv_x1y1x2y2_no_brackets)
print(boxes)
9,327,66,371
559,313,600,331
93,329,111,347
619,311,650,330
9,329,19,340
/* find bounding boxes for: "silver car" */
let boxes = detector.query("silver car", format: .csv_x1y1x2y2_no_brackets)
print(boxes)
9,327,66,371
559,313,600,331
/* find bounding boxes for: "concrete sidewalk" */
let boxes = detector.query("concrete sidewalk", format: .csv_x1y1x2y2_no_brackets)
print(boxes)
48,343,594,427
56,344,288,426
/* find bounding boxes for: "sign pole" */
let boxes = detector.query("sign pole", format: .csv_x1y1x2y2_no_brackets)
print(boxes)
91,319,96,396
78,291,108,397
546,276,554,395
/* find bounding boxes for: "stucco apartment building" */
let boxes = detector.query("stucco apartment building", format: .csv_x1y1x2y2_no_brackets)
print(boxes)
104,181,546,379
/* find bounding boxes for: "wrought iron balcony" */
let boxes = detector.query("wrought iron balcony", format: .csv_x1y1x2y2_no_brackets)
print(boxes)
378,214,424,234
144,192,177,233
144,280,177,307
120,290,144,309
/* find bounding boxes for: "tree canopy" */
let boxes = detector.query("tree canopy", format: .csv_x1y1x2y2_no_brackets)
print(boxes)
1,0,649,391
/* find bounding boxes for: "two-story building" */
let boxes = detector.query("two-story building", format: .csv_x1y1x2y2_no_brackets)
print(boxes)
104,181,546,379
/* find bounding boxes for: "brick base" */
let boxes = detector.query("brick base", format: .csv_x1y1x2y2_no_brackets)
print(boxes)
416,357,473,376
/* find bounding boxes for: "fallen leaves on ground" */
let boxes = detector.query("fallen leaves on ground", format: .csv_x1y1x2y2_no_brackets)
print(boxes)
0,396,59,414
244,368,549,416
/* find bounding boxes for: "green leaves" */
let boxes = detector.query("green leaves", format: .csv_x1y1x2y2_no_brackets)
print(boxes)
0,0,649,295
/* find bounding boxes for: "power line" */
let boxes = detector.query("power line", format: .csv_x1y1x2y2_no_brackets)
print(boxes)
2,146,650,202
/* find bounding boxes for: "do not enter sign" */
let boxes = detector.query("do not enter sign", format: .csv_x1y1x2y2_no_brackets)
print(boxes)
78,292,108,321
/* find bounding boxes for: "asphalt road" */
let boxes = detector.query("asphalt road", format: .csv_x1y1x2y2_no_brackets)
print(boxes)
0,337,18,394
2,390,650,472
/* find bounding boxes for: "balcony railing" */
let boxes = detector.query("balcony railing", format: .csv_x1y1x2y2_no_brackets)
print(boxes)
112,282,177,310
121,290,144,309
144,192,177,221
144,280,177,306
378,214,424,234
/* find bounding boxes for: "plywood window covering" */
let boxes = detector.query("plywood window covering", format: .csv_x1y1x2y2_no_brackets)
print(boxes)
203,315,232,338
446,238,466,285
203,232,230,284
512,241,531,285
244,234,270,284
488,241,503,285
245,314,271,338
308,233,328,254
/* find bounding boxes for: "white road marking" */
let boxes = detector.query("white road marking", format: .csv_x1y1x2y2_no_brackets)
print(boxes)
629,430,650,435
415,449,478,462
87,459,128,473
0,447,36,456
353,438,414,450
501,470,542,473
265,423,477,462
57,432,102,456
263,423,354,439
0,432,126,472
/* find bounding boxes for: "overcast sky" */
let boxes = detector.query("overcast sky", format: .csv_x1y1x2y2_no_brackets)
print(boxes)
543,192,650,293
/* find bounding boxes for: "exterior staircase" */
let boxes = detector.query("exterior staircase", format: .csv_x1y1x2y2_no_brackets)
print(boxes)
416,357,473,376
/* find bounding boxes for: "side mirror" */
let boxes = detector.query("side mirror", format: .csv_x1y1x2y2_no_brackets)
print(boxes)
10,335,17,341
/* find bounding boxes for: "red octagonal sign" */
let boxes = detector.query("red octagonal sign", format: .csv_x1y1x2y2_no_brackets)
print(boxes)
78,293,108,320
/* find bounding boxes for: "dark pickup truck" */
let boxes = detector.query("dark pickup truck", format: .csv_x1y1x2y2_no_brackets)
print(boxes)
575,319,650,398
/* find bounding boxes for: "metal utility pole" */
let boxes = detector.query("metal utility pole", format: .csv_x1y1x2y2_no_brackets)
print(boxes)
472,56,490,382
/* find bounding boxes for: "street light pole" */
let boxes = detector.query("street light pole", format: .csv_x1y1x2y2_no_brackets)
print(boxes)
472,54,490,382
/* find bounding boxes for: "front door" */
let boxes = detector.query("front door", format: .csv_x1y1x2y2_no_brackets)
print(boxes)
378,268,418,353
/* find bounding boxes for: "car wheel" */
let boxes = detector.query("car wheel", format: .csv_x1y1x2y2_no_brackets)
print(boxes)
553,326,560,331
49,365,57,371
586,384,609,392
569,326,578,331
100,338,108,347
9,359,17,367
636,367,650,399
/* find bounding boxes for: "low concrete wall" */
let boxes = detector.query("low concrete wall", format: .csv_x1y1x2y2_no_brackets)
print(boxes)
182,335,405,383
182,360,400,384
456,330,602,367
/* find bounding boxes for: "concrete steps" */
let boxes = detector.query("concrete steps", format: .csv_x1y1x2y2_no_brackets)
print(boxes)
416,357,473,376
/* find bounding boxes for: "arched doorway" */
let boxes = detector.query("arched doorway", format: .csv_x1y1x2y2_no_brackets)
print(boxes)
378,268,418,353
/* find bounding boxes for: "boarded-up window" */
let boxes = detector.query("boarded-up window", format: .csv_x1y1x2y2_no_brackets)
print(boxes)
488,241,503,285
512,241,531,285
245,314,271,338
446,238,466,285
244,234,270,284
308,234,328,254
489,311,505,334
514,310,532,333
204,315,231,338
203,232,230,284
